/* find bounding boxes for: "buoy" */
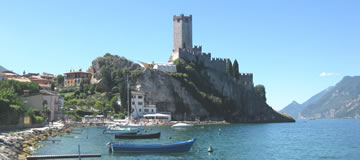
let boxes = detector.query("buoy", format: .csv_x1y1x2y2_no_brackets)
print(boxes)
169,136,172,139
208,144,214,153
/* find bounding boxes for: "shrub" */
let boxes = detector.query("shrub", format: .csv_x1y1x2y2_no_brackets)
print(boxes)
33,116,44,124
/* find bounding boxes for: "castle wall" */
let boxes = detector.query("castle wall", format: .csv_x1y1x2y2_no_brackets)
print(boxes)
238,73,253,86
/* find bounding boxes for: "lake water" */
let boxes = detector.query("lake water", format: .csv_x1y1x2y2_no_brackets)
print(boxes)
34,119,360,160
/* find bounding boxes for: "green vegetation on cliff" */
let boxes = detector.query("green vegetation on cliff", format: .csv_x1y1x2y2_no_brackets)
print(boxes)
60,53,144,120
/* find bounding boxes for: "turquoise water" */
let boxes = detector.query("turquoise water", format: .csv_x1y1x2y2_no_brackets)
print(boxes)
35,119,360,160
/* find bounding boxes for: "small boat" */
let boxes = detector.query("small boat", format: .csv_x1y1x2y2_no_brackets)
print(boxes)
103,128,141,134
309,118,316,120
110,138,196,153
171,123,194,129
114,132,161,139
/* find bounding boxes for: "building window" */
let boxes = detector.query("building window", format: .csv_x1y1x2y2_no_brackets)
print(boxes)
144,109,149,112
138,96,143,99
132,102,135,105
151,109,154,113
138,102,143,105
132,96,136,98
139,109,142,112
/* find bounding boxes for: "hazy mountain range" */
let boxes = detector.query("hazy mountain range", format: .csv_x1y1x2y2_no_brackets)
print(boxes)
281,76,360,119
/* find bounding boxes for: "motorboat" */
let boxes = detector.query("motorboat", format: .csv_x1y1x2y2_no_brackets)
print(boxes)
114,132,161,139
171,123,194,129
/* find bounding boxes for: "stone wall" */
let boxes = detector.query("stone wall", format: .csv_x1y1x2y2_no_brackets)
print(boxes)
237,73,253,87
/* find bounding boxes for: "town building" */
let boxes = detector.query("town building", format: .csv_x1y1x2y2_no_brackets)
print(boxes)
21,90,64,122
40,72,56,82
28,75,51,90
0,73,7,81
64,69,92,87
2,71,20,79
130,91,157,119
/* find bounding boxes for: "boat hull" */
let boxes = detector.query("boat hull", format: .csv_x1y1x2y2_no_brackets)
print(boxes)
115,132,161,139
111,138,196,153
103,130,140,134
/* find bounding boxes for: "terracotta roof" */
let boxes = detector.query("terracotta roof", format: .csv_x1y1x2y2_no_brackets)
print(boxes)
64,71,92,74
8,77,31,82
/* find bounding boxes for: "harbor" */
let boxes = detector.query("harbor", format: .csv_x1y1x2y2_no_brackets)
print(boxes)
29,119,360,160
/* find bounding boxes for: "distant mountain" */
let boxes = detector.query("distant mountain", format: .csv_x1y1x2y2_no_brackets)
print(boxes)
0,65,8,72
281,87,334,119
301,76,360,119
281,76,360,119
280,101,302,118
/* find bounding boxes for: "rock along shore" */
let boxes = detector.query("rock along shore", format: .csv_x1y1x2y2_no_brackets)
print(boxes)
0,122,70,160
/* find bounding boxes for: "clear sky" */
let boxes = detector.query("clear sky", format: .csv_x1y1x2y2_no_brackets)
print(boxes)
1,0,359,111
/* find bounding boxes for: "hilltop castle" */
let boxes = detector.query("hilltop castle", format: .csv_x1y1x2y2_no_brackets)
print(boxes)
169,14,253,86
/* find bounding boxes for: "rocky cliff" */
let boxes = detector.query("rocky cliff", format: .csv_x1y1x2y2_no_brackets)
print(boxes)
91,54,295,123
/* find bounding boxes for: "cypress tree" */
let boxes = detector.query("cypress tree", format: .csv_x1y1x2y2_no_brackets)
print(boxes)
233,59,239,80
226,59,233,76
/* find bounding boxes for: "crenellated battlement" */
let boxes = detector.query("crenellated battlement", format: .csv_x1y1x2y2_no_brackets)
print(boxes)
238,73,254,86
173,14,192,22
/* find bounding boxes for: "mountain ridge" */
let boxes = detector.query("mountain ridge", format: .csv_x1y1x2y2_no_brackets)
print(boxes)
281,76,360,119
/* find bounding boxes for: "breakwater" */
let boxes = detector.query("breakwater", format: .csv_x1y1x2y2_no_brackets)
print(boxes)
0,122,69,160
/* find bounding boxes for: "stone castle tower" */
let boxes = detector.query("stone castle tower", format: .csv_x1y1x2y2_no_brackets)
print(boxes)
168,14,253,86
173,14,192,52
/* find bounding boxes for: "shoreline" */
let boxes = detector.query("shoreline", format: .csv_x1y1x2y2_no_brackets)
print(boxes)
0,122,69,160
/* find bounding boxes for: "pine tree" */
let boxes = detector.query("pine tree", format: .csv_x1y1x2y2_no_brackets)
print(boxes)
233,59,240,80
226,59,233,76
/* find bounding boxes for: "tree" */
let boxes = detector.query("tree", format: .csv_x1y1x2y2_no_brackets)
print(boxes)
95,101,106,111
42,100,48,115
89,84,95,95
56,75,64,87
0,88,24,106
233,59,240,80
110,96,120,113
51,82,55,91
255,85,266,102
226,59,233,76
79,82,84,93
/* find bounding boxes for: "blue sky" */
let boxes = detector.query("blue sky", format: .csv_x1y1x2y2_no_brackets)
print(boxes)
1,0,359,110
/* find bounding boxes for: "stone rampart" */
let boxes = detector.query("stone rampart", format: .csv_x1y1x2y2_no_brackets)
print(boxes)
238,73,253,86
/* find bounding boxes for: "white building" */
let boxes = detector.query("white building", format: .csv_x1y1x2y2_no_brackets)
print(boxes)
153,63,177,73
131,91,157,119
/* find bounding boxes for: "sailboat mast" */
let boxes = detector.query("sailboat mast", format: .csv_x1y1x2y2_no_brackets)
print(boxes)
127,74,130,121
